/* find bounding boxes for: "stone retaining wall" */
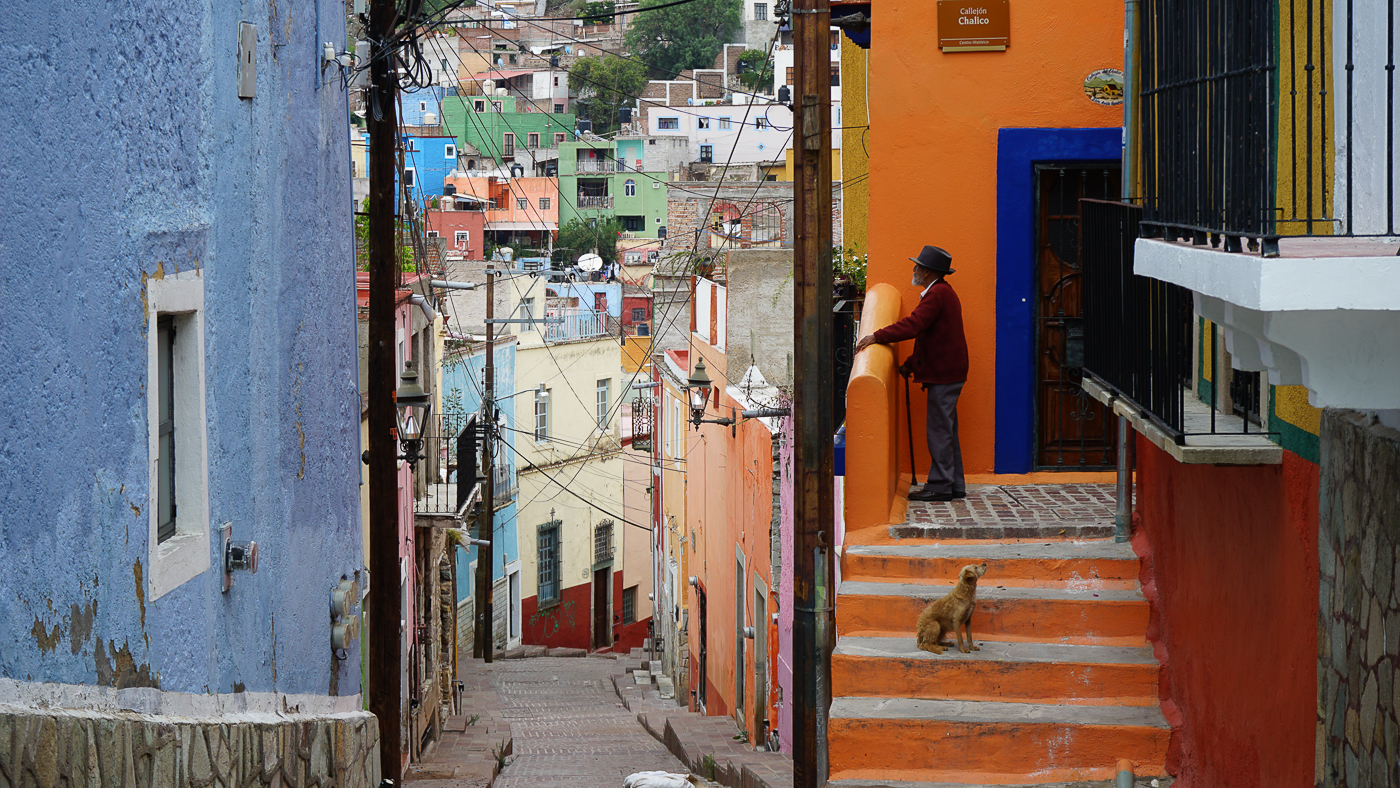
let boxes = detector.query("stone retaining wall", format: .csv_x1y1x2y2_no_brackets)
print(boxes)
0,705,379,787
1317,409,1400,787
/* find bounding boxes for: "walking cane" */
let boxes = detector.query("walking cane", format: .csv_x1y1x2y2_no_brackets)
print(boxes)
901,367,918,488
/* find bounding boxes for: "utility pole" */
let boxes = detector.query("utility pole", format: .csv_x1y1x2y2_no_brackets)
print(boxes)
366,0,403,779
791,0,835,782
476,264,496,663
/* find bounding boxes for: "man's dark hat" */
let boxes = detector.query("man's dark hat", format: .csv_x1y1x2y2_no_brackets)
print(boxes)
910,245,955,274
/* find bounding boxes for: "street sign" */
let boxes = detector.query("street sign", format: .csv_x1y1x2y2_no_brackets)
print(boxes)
937,0,1010,52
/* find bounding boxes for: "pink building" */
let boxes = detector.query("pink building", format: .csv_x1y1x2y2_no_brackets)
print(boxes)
444,174,559,249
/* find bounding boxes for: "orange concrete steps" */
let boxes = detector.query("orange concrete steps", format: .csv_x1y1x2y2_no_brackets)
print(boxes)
836,581,1149,646
827,697,1171,785
842,542,1142,590
831,636,1159,707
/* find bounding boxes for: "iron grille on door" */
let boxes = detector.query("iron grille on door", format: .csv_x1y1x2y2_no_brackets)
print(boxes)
594,519,614,563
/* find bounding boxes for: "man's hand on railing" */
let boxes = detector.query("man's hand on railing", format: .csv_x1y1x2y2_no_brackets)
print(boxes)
855,335,879,355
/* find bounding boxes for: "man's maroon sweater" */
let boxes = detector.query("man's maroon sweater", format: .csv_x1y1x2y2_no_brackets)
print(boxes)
871,280,969,385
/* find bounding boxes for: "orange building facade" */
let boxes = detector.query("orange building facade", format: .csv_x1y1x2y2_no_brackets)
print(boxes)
847,0,1127,531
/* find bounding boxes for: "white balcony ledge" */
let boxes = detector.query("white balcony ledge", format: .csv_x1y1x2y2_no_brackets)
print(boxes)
1082,377,1281,465
1134,236,1400,409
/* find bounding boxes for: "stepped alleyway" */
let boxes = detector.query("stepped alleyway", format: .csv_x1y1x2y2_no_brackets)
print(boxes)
829,483,1176,788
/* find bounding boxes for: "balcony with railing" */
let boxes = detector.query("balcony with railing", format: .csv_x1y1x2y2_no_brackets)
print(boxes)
1079,200,1278,464
574,157,620,174
543,307,613,341
415,413,480,516
1125,0,1400,412
576,194,613,209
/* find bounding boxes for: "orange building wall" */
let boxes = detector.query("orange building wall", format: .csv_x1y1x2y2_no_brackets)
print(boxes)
684,330,778,740
865,0,1124,475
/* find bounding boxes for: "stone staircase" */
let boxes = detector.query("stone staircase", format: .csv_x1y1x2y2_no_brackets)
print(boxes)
828,485,1174,787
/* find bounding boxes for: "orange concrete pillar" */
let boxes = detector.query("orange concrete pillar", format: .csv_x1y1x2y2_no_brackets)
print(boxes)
844,284,903,534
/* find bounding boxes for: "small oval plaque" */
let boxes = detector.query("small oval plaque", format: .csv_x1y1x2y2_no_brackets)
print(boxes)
1084,68,1125,105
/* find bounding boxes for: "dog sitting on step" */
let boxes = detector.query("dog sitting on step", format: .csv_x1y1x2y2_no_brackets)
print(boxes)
915,563,987,655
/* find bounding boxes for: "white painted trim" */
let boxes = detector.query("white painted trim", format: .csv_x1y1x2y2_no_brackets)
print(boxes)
0,677,362,717
1134,237,1400,312
146,273,211,600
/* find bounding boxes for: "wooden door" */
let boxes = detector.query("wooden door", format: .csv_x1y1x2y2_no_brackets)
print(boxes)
593,567,610,648
1035,164,1121,468
697,586,708,712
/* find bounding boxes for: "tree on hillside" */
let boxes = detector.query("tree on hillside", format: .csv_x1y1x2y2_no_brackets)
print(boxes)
736,49,774,94
569,55,649,134
554,217,624,268
624,0,743,79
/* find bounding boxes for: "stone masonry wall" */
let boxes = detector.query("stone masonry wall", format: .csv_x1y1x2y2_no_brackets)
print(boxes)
1317,409,1400,787
0,706,379,787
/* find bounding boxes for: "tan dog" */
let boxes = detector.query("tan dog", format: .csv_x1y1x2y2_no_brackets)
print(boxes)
915,563,987,654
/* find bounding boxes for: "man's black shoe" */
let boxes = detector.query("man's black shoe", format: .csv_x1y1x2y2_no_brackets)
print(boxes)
909,489,956,502
952,490,967,499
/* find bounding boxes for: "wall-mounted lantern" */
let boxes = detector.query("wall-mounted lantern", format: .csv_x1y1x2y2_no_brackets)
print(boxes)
395,360,431,464
686,359,735,433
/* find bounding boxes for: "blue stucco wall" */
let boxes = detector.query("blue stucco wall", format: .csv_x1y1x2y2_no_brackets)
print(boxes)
0,1,362,698
401,86,446,127
442,342,519,602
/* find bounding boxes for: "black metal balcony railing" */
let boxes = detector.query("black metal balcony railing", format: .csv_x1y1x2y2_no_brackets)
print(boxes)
1138,0,1398,253
1082,200,1195,441
413,413,515,515
415,412,478,516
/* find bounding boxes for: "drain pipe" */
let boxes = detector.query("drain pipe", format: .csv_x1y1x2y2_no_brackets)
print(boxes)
1122,0,1141,200
1116,759,1136,788
1115,414,1135,543
409,294,436,322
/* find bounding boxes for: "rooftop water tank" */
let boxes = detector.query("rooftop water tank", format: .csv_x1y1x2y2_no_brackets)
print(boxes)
424,111,438,125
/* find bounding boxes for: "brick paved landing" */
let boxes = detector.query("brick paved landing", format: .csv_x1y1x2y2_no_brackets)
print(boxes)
892,483,1117,540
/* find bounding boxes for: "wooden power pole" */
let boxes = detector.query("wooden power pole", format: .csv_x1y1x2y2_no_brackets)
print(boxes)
791,0,835,783
479,265,496,663
366,0,403,779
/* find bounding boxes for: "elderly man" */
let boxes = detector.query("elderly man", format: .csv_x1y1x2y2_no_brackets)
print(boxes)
855,245,969,502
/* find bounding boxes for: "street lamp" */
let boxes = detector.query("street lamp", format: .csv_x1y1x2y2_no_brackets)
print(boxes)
686,358,735,432
395,360,431,464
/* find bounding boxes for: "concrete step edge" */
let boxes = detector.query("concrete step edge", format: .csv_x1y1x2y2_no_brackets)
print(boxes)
833,635,1158,665
845,541,1138,560
830,697,1170,728
839,581,1145,602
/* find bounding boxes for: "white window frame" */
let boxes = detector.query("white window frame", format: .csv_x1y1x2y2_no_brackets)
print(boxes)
419,100,428,111
404,167,416,187
697,117,710,129
455,230,470,245
146,274,210,600
624,179,636,196
445,144,457,159
534,389,550,442
596,378,610,430
427,230,439,238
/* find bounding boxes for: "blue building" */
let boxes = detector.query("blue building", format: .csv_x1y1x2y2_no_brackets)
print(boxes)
401,85,446,126
362,129,459,210
441,337,522,649
0,1,375,780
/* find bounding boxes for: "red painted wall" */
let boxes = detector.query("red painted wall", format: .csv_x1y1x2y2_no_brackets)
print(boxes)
614,617,650,652
520,582,592,649
1133,436,1319,788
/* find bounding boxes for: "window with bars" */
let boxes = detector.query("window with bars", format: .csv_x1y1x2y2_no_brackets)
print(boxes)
554,132,566,145
596,378,610,429
540,197,550,210
538,522,561,604
594,519,614,563
658,118,679,130
753,2,767,20
156,316,176,543
622,586,636,624
517,198,528,210
700,145,713,163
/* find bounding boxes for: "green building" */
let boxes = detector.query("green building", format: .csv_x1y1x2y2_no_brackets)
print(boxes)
557,135,686,239
439,94,575,169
